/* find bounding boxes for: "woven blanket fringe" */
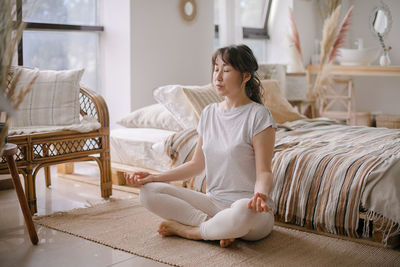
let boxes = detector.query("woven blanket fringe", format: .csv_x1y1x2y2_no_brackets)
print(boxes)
363,210,400,247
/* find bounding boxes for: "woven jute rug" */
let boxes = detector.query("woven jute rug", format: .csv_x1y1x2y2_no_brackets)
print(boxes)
34,197,400,267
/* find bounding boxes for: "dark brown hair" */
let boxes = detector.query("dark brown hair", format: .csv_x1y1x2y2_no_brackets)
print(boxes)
211,44,263,104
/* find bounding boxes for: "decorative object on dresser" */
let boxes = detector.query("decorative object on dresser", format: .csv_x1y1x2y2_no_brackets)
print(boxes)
370,1,392,66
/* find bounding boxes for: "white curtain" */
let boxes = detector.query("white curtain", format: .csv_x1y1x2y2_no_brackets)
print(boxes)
218,0,243,47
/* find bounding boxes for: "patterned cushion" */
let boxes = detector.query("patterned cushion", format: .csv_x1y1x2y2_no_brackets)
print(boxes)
182,84,224,120
10,67,84,127
260,79,305,123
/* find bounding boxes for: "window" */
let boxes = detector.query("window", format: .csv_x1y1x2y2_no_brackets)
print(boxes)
214,0,272,39
16,0,103,91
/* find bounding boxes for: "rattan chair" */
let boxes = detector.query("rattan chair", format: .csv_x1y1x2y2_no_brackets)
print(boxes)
0,86,112,214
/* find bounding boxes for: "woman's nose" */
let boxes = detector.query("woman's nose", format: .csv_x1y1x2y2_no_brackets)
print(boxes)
216,70,223,81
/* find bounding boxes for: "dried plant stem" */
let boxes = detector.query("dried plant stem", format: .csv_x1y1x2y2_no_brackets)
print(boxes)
320,5,341,65
327,6,353,63
317,0,342,20
0,0,33,153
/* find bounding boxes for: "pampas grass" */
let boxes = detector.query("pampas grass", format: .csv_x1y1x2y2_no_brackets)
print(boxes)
328,6,353,63
287,8,305,72
289,8,303,63
0,0,37,154
319,5,341,65
317,0,342,21
307,5,353,117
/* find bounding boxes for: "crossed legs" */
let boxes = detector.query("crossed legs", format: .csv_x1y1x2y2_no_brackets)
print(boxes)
140,182,274,247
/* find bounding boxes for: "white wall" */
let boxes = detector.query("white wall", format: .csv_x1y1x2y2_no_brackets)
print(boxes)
101,0,214,128
101,0,399,125
100,0,132,128
347,0,400,115
131,0,214,111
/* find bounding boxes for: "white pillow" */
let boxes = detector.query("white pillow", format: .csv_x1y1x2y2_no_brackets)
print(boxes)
117,104,183,132
153,84,219,129
10,67,84,127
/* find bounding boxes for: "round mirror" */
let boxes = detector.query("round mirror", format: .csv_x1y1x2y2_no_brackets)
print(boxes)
180,0,197,22
370,2,392,37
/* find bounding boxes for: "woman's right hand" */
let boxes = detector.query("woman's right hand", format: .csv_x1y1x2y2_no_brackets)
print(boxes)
124,171,156,186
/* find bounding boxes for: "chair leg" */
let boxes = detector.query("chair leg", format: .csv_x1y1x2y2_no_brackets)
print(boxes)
6,153,39,245
42,144,51,187
23,165,37,215
44,166,51,187
99,151,112,198
57,163,74,174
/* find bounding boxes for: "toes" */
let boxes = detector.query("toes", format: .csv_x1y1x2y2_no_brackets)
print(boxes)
220,238,235,248
158,221,171,237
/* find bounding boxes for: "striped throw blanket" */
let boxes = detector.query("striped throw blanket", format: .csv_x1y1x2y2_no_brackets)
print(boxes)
273,119,400,242
163,119,400,243
164,129,206,192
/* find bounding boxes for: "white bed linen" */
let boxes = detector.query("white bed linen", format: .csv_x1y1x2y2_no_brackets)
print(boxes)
110,128,175,171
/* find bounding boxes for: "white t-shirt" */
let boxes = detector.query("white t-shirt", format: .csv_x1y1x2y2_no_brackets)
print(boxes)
197,102,277,206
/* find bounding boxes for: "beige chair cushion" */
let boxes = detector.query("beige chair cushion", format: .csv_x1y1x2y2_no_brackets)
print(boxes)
10,67,84,127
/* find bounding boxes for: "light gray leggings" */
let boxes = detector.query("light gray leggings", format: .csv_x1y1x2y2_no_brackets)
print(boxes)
140,182,274,241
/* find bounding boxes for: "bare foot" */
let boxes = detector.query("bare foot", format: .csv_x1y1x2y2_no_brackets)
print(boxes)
158,220,202,240
220,238,235,248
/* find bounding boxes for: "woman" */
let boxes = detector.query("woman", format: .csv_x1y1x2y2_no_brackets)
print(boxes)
125,44,276,248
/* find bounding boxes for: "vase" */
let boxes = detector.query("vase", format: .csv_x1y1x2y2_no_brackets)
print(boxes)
379,51,391,66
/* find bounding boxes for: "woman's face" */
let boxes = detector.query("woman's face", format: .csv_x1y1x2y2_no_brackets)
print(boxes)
213,55,246,97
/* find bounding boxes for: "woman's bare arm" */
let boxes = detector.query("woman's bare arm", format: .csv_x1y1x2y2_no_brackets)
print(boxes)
248,126,276,212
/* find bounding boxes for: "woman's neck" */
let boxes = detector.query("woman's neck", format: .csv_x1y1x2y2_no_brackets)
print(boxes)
219,96,252,110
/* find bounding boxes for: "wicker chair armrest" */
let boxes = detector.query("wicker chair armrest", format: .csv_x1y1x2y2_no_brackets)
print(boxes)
79,85,110,129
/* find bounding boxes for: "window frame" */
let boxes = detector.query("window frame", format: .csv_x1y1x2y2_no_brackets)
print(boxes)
15,0,104,65
215,0,273,40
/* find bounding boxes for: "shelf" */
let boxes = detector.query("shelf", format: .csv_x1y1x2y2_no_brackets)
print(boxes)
306,65,400,77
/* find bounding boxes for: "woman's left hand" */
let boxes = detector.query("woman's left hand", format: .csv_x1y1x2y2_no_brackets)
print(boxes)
248,192,270,212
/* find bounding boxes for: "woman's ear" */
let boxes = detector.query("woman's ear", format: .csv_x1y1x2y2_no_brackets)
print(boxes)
243,72,251,84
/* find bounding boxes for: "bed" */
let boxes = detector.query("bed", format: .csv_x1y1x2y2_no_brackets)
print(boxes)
110,80,400,247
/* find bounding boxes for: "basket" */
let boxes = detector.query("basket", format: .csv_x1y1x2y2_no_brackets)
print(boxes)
376,114,400,129
349,111,372,127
